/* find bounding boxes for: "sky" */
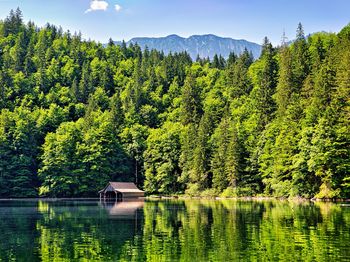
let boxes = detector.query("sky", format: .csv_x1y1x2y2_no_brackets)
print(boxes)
0,0,349,45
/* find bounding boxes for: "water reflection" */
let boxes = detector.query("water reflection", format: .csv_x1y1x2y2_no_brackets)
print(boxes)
0,199,349,261
101,199,144,218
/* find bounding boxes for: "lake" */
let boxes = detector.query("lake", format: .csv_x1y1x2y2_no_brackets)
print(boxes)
0,199,349,261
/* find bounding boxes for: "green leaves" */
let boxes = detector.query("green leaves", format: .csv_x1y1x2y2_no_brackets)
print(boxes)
0,107,39,197
144,122,182,194
39,112,132,197
0,12,349,198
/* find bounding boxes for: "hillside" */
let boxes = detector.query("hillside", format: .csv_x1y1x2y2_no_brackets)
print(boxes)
0,9,349,198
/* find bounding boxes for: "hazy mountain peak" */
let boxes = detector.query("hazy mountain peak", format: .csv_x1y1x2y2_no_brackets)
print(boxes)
121,34,261,60
166,34,183,39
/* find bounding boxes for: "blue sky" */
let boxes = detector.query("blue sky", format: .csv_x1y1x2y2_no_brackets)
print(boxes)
0,0,349,45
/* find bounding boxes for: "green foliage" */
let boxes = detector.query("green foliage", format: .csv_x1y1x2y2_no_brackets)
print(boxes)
184,183,201,196
211,116,241,192
39,111,131,197
200,188,218,198
220,187,238,198
144,122,182,194
0,107,39,197
0,10,349,198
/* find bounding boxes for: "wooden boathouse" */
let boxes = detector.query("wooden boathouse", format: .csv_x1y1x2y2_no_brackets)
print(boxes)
99,182,144,200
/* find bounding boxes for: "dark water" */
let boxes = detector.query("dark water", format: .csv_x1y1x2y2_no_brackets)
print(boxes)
0,199,349,261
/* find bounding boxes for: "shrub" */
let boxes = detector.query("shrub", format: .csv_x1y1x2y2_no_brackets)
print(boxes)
221,187,237,198
185,183,201,197
200,188,218,198
314,182,341,199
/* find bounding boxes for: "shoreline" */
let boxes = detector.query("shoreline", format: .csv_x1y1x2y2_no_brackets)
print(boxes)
146,195,350,202
0,196,349,202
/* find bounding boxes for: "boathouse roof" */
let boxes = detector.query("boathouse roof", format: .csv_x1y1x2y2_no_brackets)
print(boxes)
99,182,144,194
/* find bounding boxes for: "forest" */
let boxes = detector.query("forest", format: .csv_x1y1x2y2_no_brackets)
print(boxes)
0,9,349,198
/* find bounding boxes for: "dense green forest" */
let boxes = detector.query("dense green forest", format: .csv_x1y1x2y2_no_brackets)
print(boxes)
0,9,349,198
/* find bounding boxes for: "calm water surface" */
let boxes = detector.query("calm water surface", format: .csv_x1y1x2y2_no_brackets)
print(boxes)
0,199,349,261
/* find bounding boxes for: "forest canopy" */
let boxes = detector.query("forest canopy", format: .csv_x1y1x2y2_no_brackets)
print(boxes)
0,9,349,198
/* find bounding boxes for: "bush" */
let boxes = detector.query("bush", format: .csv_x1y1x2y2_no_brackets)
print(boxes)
200,188,218,198
221,187,237,198
185,183,201,197
237,186,256,197
314,182,341,199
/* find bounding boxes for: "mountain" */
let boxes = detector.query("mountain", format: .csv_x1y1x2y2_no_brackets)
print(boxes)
117,34,262,60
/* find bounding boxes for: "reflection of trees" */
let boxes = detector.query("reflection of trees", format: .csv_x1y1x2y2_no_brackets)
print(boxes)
0,200,349,261
0,200,144,261
35,200,144,261
119,200,350,261
118,200,267,261
0,201,41,261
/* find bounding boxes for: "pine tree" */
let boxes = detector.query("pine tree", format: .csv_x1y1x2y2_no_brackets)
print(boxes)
192,114,211,190
292,23,310,91
227,52,237,67
12,32,26,72
78,62,93,103
180,74,202,125
3,8,23,36
253,37,278,124
211,116,231,191
212,54,220,69
274,45,293,115
226,49,253,98
226,124,241,189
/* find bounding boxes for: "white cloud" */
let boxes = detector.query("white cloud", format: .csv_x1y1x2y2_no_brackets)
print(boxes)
115,4,122,12
85,0,109,13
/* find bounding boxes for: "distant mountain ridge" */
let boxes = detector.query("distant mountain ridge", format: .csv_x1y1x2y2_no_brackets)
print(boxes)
115,34,262,60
